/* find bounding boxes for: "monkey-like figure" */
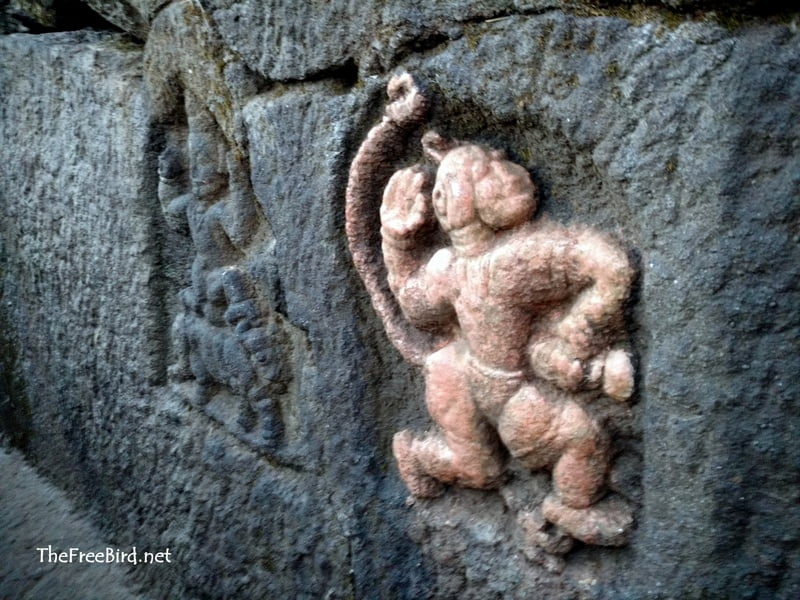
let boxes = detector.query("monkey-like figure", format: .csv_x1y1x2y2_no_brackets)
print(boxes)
347,74,635,547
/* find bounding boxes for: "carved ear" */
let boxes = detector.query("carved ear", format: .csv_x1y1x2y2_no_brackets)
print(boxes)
421,131,457,164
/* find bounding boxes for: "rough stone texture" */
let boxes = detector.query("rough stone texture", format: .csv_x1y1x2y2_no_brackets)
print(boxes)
0,0,56,32
0,0,123,34
0,29,160,472
0,446,151,600
0,28,429,600
81,0,157,38
1,2,799,600
37,0,796,45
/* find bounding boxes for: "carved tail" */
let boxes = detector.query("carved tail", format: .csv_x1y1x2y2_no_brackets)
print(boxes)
345,74,447,366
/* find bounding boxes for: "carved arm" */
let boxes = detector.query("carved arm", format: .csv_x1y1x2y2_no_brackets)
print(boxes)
528,228,635,398
557,229,634,355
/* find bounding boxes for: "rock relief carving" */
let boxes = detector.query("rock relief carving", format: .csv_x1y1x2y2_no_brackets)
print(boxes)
346,74,636,552
145,1,300,459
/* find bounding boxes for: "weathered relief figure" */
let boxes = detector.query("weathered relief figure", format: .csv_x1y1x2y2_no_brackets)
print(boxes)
145,4,294,452
155,110,286,448
346,74,635,549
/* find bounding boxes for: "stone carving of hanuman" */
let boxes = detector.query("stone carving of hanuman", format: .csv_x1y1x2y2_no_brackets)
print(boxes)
346,74,636,548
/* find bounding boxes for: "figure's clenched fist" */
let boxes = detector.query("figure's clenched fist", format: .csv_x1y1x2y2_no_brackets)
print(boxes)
529,336,586,392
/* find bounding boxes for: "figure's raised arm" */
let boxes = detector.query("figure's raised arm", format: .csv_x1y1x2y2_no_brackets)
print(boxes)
380,166,454,330
346,73,428,236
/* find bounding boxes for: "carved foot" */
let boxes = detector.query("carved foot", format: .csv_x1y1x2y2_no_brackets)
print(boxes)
392,430,445,498
518,507,574,555
542,493,633,547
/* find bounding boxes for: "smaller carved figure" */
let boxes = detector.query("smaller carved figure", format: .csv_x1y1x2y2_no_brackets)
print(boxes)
156,108,287,450
346,74,636,550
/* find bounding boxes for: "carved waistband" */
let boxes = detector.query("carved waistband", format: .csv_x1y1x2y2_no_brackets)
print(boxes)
466,353,527,383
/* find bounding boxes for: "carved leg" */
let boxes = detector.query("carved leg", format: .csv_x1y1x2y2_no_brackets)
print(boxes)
542,403,633,546
499,385,631,547
497,384,562,470
167,312,193,382
393,343,507,497
500,386,609,506
254,395,284,447
550,401,609,508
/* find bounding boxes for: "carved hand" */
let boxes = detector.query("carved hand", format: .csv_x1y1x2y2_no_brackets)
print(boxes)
529,337,587,392
384,72,428,127
380,166,435,242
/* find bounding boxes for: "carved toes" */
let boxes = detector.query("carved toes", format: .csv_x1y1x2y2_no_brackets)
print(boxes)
517,507,574,555
542,493,633,547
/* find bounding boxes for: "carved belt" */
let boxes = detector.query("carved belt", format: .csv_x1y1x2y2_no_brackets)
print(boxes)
465,354,528,423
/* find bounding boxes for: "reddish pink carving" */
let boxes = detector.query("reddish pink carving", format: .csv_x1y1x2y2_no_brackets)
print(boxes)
346,74,635,549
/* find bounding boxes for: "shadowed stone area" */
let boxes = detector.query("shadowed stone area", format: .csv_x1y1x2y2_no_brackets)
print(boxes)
0,447,150,600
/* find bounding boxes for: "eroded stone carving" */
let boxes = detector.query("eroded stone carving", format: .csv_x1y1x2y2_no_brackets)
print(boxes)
145,0,300,457
346,74,636,551
155,108,291,452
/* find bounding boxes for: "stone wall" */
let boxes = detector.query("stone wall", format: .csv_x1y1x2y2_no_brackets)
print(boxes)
1,2,798,599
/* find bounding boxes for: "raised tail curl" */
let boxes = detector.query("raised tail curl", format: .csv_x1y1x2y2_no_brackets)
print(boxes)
345,73,450,366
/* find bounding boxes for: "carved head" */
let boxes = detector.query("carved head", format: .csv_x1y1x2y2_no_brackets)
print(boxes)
158,147,184,182
423,132,537,234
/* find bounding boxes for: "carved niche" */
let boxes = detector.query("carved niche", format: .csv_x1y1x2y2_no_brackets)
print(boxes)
346,74,636,553
144,1,301,460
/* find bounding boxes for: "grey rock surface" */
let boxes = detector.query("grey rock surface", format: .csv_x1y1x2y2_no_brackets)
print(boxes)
0,446,151,600
0,0,55,32
81,0,157,38
0,27,429,600
1,2,799,599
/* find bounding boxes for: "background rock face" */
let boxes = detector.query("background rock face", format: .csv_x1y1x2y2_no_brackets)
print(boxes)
1,2,799,599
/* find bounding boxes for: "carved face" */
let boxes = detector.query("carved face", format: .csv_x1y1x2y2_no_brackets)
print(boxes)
432,157,478,232
191,164,227,202
432,144,537,235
